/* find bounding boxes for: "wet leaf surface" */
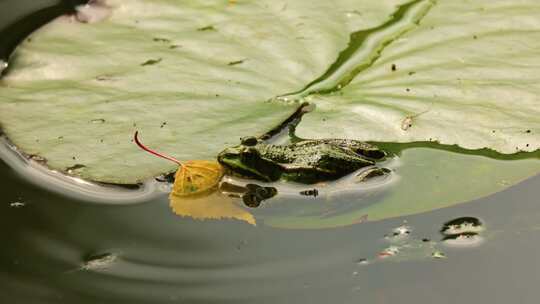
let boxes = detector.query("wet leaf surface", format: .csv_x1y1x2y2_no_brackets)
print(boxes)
0,0,403,183
296,0,540,153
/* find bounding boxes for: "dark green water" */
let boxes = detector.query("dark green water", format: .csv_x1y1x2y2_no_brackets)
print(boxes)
2,1,540,303
2,150,540,304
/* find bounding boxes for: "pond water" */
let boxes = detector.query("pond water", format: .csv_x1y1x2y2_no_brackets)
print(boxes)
2,1,540,303
2,147,540,304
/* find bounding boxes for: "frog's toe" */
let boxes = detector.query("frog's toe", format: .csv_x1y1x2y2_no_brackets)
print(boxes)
355,167,392,183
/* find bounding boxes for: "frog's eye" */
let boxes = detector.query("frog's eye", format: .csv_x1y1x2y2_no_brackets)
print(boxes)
240,136,258,146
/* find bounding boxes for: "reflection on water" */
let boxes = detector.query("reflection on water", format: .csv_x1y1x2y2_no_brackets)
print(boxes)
170,191,256,226
2,149,540,303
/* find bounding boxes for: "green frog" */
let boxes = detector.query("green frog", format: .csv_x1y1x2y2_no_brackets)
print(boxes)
217,136,386,184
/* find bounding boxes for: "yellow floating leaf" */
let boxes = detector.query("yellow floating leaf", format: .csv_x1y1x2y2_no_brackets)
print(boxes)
169,191,256,226
171,160,224,197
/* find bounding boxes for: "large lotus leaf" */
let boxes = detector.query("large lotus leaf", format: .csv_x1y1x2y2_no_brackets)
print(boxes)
0,0,408,183
295,0,540,154
262,147,540,229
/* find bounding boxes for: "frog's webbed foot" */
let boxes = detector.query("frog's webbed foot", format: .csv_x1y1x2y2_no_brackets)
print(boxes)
219,181,278,208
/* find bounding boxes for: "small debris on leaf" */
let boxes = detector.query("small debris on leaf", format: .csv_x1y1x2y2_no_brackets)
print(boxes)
401,116,414,131
66,164,86,174
141,58,162,66
29,154,47,163
228,59,245,66
197,25,216,31
153,37,171,43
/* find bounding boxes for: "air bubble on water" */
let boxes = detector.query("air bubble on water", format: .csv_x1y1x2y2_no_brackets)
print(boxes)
81,252,117,271
441,217,484,235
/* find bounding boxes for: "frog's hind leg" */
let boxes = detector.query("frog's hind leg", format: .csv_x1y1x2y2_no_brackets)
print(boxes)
259,102,314,145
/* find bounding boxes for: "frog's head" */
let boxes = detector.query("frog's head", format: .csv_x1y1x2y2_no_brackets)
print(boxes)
217,137,282,182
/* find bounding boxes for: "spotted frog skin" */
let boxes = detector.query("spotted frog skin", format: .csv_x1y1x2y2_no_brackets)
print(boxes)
217,137,386,184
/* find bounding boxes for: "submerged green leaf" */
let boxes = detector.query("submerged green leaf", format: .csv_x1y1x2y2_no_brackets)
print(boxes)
262,147,540,229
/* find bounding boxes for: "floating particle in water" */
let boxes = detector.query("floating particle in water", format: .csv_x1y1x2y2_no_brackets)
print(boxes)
442,232,484,247
355,258,369,265
10,201,25,208
378,246,400,258
431,251,446,259
393,225,411,236
441,217,484,235
385,222,412,241
81,252,117,271
299,189,319,197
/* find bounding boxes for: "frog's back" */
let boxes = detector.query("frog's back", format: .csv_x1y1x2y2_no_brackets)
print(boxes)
258,140,376,183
